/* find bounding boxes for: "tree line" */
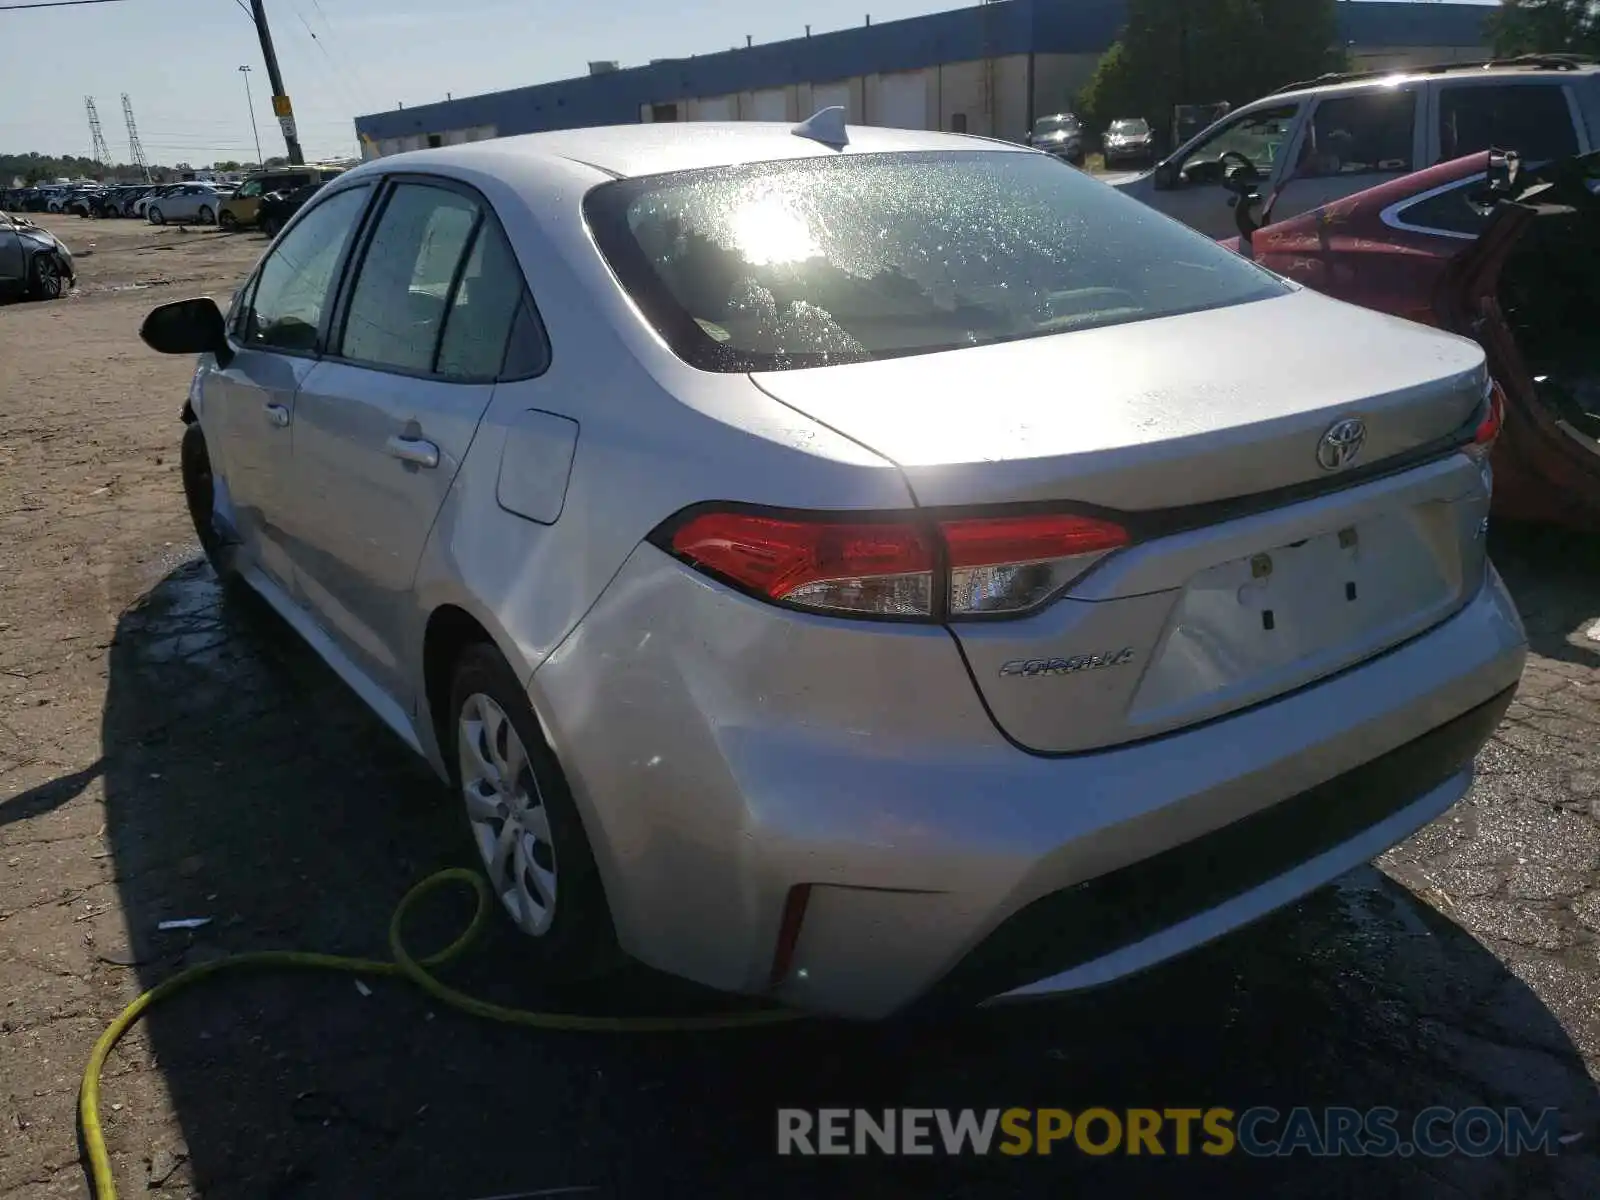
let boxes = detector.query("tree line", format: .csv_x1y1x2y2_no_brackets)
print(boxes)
1,151,289,185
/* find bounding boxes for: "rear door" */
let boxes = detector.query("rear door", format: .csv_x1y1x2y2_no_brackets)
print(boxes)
284,176,533,703
1271,85,1423,224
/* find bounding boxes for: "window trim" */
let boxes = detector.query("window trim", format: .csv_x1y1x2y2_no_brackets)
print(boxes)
323,170,551,384
1379,171,1488,242
225,180,377,360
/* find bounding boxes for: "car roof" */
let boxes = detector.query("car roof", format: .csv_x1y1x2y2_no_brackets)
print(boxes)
1266,56,1600,104
347,121,1027,182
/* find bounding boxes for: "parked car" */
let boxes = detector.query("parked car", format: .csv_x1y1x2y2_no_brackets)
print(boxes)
1102,117,1155,167
138,121,1525,1019
134,185,183,219
219,165,344,229
1224,148,1600,533
0,210,74,300
146,183,224,226
1027,111,1086,165
255,180,325,237
1112,54,1600,238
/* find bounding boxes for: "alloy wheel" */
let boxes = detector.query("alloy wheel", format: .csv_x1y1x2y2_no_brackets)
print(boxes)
32,256,62,300
457,692,558,936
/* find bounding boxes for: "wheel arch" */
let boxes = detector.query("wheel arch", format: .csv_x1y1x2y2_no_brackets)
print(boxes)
417,597,548,776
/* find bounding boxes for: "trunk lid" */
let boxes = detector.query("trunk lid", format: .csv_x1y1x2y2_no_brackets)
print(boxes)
753,287,1492,753
751,287,1486,514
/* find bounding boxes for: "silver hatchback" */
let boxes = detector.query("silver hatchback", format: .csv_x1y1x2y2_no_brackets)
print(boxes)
139,121,1526,1019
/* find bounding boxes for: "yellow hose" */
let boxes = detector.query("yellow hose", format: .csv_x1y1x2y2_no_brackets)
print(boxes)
80,867,801,1199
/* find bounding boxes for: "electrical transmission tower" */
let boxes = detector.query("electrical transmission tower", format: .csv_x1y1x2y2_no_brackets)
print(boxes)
121,94,151,181
85,97,112,170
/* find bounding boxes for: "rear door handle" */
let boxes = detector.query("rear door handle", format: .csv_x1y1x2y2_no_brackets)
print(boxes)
386,435,440,469
263,403,290,428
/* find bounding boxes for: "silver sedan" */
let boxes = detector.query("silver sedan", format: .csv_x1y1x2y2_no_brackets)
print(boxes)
146,184,223,226
138,120,1526,1018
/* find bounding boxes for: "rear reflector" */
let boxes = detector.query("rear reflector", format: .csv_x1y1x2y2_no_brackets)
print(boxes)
662,507,1130,620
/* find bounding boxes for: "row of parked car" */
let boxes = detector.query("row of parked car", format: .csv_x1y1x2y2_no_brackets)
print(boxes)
1025,113,1157,168
2,165,345,235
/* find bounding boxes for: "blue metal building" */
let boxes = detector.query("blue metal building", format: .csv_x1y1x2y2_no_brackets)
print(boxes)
354,0,1493,155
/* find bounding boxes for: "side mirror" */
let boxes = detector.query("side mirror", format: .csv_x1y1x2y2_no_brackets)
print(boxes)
140,297,232,366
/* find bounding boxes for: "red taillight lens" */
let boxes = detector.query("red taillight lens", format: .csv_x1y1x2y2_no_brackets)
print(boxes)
663,508,1130,620
940,513,1130,615
1473,379,1506,451
668,511,937,616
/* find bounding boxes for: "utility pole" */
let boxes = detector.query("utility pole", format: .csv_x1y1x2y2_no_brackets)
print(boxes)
250,0,305,165
239,65,264,165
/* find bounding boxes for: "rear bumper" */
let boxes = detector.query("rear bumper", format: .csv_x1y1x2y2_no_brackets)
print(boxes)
532,553,1526,1019
959,681,1512,1008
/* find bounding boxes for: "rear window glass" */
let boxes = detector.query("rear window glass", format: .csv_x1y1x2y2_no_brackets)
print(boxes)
583,150,1288,372
1439,84,1579,164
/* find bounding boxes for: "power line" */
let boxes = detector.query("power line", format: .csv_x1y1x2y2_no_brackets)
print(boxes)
0,0,131,9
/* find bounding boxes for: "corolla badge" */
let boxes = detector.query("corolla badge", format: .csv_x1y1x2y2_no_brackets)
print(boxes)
999,649,1136,679
1316,417,1367,472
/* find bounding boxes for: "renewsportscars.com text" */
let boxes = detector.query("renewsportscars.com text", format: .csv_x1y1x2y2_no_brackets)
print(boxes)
777,1106,1565,1158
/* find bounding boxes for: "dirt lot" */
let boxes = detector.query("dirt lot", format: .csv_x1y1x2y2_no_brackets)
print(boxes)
2,214,1600,1199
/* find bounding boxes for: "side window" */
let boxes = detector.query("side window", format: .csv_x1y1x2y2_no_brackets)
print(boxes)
1175,104,1300,186
238,180,263,198
338,183,480,373
1439,84,1579,164
436,221,544,379
238,185,370,353
1297,90,1416,179
1394,178,1494,238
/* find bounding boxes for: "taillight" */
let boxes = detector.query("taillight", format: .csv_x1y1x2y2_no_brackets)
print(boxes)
941,513,1130,615
1464,377,1506,463
659,507,1129,620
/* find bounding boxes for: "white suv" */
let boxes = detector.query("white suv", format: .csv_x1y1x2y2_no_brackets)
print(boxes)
1112,54,1600,238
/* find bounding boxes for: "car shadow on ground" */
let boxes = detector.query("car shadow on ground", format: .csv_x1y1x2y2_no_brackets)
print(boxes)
61,553,1600,1197
1490,523,1600,670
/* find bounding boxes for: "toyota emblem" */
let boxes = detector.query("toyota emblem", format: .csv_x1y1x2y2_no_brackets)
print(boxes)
1316,417,1367,472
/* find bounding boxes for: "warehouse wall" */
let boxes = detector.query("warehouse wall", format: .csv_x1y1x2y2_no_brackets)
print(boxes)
1349,44,1488,72
353,1,1492,152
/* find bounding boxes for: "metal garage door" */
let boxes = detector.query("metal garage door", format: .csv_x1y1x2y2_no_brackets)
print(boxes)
749,89,787,122
694,95,735,121
877,71,927,130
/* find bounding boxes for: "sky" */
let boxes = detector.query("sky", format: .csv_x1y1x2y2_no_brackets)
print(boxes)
0,0,1501,168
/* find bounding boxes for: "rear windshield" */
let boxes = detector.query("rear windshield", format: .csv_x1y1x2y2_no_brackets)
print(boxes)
584,150,1287,371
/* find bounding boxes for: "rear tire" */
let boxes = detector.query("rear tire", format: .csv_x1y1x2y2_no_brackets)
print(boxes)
180,422,242,587
446,643,619,981
198,205,215,225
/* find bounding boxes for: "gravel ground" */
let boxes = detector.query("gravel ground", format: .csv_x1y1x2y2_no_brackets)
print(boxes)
1,215,1598,1199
